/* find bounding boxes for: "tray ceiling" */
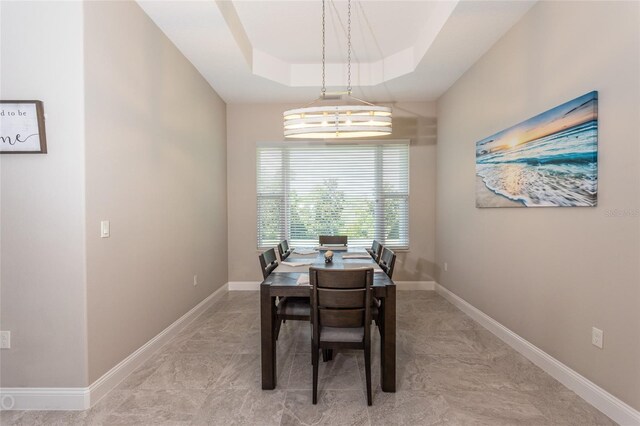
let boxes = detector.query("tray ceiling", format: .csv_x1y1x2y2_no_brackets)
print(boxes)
138,0,536,103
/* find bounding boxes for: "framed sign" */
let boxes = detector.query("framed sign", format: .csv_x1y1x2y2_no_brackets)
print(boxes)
0,100,47,153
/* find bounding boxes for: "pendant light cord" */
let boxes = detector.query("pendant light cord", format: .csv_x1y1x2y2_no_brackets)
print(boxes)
321,0,326,98
347,0,352,94
321,0,352,98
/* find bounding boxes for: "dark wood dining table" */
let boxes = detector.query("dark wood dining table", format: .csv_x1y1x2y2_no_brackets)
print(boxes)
260,247,396,392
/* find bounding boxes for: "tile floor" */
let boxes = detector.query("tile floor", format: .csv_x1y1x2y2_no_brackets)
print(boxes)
1,291,616,425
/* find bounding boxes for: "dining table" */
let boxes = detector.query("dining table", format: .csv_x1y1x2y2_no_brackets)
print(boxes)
260,246,396,392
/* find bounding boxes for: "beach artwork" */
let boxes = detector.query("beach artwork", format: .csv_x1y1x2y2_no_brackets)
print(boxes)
476,91,598,208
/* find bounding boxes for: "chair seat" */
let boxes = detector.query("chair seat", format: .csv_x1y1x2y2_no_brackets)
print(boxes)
277,297,310,317
320,326,365,343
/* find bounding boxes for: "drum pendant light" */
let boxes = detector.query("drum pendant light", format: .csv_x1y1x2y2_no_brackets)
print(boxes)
283,0,392,139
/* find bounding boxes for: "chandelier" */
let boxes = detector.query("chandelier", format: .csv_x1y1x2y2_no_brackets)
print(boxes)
283,0,392,139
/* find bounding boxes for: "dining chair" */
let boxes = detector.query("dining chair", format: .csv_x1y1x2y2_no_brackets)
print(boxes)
366,240,382,262
310,267,373,406
258,248,310,339
277,239,292,260
318,235,348,246
365,242,384,332
258,248,279,279
378,247,396,279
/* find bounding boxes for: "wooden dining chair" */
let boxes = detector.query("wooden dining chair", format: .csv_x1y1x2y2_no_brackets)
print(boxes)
318,235,348,246
378,247,396,279
364,242,384,332
310,267,373,406
258,248,279,279
366,240,382,262
258,248,310,339
277,240,292,260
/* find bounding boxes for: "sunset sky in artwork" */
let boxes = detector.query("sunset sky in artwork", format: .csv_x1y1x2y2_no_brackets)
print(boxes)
476,92,598,156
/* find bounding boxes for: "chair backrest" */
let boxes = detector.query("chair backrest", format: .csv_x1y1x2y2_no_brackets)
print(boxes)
310,268,372,339
370,240,382,261
318,235,348,246
277,240,291,260
379,247,396,279
259,248,279,279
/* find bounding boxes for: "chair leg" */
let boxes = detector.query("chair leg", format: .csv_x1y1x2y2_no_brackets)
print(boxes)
364,344,372,406
274,318,282,340
312,346,319,405
310,324,314,365
377,305,385,338
322,348,333,362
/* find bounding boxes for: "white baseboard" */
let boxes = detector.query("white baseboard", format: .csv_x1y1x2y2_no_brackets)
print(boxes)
395,280,435,290
0,284,229,411
435,283,640,426
228,281,261,291
228,281,436,291
0,388,89,411
87,283,228,407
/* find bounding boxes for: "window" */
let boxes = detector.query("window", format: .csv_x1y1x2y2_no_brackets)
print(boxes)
257,141,409,249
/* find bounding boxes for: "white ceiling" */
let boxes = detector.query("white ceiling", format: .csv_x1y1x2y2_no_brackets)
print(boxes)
234,1,438,63
137,0,536,104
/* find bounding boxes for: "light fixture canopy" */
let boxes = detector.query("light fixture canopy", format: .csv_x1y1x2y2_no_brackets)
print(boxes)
283,0,392,139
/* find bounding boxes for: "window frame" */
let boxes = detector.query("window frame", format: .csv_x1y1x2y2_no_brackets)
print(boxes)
256,139,410,250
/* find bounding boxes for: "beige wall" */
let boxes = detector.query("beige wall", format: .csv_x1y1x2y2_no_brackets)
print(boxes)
227,102,437,283
0,1,88,387
84,1,228,382
436,1,640,410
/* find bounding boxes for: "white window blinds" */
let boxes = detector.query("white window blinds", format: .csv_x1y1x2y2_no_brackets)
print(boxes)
257,142,409,249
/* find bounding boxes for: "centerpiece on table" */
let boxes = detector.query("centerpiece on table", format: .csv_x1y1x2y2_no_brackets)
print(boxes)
324,250,334,263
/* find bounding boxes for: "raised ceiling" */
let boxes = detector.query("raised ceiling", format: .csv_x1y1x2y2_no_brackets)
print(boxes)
234,1,439,63
138,0,536,104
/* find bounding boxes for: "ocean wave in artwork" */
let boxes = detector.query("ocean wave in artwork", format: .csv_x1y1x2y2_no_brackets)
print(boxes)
477,162,597,207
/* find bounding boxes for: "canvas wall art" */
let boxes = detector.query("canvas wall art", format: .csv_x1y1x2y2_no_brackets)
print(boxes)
476,91,598,207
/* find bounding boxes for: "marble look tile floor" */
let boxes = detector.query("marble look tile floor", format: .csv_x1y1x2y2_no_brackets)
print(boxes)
1,291,616,425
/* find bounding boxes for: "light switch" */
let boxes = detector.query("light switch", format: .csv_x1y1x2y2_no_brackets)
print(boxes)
101,220,110,238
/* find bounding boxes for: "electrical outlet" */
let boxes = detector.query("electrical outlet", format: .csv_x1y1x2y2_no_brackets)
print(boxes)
443,262,448,272
193,275,198,286
0,331,10,349
592,327,603,349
